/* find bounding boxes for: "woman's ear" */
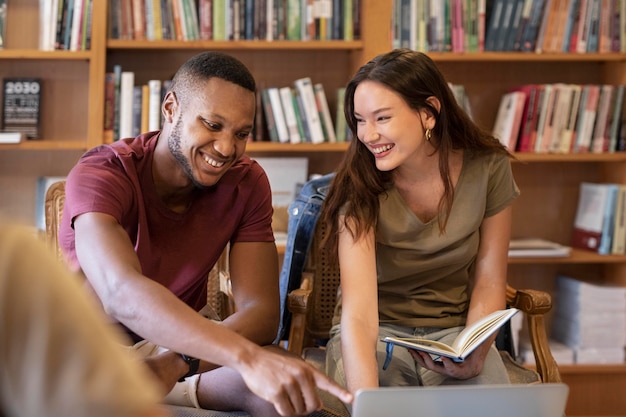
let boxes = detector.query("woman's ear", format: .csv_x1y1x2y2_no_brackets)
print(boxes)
426,96,441,114
421,96,441,128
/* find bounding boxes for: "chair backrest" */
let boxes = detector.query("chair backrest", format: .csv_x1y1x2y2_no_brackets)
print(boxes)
44,180,66,264
43,180,234,320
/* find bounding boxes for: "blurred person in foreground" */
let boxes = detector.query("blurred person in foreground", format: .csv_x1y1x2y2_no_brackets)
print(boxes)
0,222,171,417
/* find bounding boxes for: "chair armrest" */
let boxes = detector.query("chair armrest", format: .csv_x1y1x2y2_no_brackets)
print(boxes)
287,272,313,355
506,285,562,383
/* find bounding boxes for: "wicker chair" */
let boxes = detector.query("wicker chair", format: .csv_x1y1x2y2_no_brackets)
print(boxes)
287,221,563,388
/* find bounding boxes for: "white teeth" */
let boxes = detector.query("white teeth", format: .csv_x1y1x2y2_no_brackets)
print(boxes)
372,144,393,154
204,155,225,167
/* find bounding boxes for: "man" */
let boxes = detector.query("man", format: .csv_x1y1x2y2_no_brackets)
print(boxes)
59,51,351,416
0,223,171,417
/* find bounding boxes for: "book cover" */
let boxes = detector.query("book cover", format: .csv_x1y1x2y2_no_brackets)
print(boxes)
513,84,539,152
561,0,580,52
558,84,582,153
492,90,526,151
103,71,115,143
267,87,290,143
503,0,525,51
382,309,519,363
494,0,515,51
0,0,6,49
520,0,547,52
611,185,626,255
508,238,571,257
119,70,135,140
293,77,325,144
335,87,347,143
572,182,618,253
547,83,574,153
533,0,554,53
590,84,614,154
572,84,600,153
278,87,302,144
313,83,336,143
0,131,23,144
2,78,42,140
260,88,279,142
533,84,555,153
484,0,504,51
608,84,625,153
147,79,162,131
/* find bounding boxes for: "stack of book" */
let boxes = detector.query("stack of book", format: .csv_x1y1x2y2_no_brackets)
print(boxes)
551,275,626,364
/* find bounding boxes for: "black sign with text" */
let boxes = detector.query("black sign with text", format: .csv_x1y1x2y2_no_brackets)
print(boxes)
2,78,42,139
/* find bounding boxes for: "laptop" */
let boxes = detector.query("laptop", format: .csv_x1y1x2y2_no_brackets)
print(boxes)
352,383,569,417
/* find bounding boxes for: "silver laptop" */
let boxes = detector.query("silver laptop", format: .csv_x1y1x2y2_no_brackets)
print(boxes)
352,383,569,417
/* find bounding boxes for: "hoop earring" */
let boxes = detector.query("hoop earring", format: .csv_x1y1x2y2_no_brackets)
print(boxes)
425,128,432,141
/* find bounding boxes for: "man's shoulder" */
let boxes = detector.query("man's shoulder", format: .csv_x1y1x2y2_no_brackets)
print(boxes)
224,155,267,182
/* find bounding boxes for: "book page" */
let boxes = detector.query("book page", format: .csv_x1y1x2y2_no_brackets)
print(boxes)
452,309,519,355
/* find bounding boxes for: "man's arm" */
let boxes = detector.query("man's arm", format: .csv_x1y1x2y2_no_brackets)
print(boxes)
221,241,280,345
73,211,353,415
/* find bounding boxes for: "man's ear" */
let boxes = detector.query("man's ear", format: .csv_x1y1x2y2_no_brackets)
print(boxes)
162,91,178,123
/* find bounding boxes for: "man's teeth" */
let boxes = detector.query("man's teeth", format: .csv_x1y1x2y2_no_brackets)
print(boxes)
204,155,225,167
372,144,393,154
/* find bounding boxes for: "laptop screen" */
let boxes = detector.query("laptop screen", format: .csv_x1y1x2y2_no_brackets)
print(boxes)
352,383,569,417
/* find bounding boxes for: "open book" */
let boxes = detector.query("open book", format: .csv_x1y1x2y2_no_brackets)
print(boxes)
381,308,519,363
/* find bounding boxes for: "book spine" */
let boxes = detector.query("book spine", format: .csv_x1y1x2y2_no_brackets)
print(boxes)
279,86,302,144
147,80,162,131
261,88,279,142
294,77,325,144
313,83,336,143
267,87,290,143
119,71,135,140
103,72,115,143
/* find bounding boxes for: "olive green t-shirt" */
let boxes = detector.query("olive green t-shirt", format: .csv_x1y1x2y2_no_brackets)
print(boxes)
333,151,519,329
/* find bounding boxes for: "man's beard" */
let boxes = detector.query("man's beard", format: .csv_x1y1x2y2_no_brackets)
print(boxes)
168,117,211,190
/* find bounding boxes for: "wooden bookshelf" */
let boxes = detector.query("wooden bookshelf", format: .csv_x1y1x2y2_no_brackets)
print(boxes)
1,1,626,415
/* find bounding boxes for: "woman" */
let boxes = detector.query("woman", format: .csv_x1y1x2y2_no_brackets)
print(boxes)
321,49,519,394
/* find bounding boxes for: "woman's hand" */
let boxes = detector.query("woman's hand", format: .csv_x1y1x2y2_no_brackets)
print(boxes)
408,340,492,380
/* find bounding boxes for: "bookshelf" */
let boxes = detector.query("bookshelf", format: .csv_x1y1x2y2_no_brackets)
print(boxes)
1,1,625,415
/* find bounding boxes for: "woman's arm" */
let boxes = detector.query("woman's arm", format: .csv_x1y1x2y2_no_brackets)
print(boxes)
337,215,380,393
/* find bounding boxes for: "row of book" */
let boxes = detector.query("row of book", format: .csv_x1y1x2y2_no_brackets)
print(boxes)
260,81,347,145
103,66,351,144
492,83,625,154
104,66,166,142
392,0,626,54
108,0,360,42
39,0,94,51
